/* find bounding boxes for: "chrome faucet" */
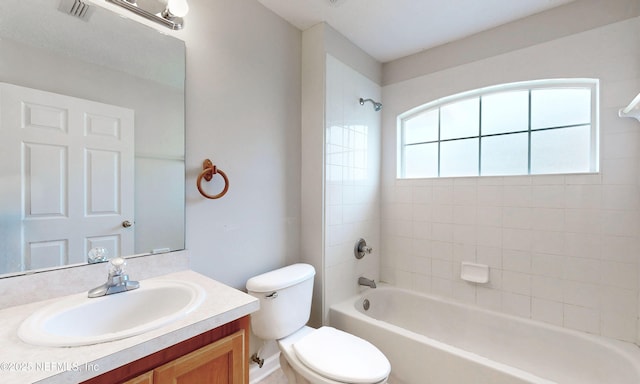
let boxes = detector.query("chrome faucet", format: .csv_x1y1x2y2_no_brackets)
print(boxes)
358,276,377,289
88,257,140,298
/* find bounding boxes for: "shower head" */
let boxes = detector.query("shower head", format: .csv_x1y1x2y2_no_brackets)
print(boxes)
359,97,382,112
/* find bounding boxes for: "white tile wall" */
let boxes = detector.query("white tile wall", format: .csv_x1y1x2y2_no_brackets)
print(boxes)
382,174,640,341
381,18,640,342
323,55,381,323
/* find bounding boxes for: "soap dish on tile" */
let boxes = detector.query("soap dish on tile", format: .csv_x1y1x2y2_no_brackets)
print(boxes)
460,262,489,284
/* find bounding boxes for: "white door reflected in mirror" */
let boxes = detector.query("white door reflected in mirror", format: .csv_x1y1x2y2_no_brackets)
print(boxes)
0,83,134,271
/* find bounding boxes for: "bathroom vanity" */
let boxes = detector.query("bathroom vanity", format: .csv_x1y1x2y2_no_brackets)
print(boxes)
84,317,248,384
0,270,259,383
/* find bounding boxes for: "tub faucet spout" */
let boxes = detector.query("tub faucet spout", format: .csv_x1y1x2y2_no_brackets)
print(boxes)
358,277,376,288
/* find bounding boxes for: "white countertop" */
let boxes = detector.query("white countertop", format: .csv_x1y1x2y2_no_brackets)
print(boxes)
0,270,259,384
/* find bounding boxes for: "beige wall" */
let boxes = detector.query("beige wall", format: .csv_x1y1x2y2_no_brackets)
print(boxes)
177,0,302,290
177,1,303,363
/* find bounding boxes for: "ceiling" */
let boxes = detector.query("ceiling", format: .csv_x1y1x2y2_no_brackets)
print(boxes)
257,0,575,63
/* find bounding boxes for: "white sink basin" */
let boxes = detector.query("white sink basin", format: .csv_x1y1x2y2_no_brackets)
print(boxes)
18,279,206,347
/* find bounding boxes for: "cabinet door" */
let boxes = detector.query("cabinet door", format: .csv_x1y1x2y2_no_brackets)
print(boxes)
123,371,153,384
154,330,245,384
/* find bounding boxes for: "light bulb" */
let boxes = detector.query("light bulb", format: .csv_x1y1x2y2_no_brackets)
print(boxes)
167,0,188,17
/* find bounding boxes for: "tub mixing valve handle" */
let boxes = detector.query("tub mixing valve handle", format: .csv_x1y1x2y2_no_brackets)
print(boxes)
354,238,373,259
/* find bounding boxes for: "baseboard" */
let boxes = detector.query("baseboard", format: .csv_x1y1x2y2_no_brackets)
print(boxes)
249,351,281,384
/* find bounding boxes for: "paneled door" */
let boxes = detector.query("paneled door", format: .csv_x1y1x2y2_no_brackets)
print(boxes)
0,83,134,272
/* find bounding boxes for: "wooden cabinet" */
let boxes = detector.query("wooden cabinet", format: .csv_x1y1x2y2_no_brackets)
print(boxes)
83,316,249,384
153,330,245,384
123,371,153,384
123,330,245,384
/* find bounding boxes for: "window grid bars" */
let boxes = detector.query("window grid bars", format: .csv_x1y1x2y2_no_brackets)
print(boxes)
399,80,597,179
527,90,532,174
437,108,441,177
478,97,482,176
403,123,591,147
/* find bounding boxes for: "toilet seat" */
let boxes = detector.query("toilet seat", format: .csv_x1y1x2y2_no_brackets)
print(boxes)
292,326,390,384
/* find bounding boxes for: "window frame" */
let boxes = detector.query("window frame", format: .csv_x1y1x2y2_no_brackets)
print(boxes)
397,79,599,179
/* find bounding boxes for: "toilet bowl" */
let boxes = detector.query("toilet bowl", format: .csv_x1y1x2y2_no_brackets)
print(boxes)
246,264,390,384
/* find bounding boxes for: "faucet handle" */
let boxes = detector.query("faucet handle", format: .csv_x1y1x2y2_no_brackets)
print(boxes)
109,257,126,275
87,247,108,264
354,238,373,259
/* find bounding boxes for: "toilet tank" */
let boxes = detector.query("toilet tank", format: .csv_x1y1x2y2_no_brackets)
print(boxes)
246,263,315,340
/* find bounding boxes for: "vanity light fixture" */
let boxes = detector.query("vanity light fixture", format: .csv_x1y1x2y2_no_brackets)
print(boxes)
106,0,189,30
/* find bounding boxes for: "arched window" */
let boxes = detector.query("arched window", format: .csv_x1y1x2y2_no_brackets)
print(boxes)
398,79,599,178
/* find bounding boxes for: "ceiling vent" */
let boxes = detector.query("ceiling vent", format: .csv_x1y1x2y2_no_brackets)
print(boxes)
328,0,349,7
58,0,93,21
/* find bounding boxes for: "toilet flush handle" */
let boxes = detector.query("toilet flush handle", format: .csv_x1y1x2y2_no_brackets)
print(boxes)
265,291,278,299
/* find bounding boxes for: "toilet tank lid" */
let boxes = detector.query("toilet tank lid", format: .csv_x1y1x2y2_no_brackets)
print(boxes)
246,263,316,292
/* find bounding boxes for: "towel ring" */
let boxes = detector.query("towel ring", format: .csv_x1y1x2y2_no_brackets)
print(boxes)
197,159,229,199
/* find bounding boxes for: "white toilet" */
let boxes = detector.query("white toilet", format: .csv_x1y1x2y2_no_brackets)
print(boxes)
246,263,390,384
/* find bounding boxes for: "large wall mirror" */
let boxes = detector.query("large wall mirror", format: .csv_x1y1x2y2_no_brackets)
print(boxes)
0,0,186,277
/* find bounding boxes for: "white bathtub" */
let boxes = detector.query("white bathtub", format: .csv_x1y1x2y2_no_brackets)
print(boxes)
329,285,640,384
